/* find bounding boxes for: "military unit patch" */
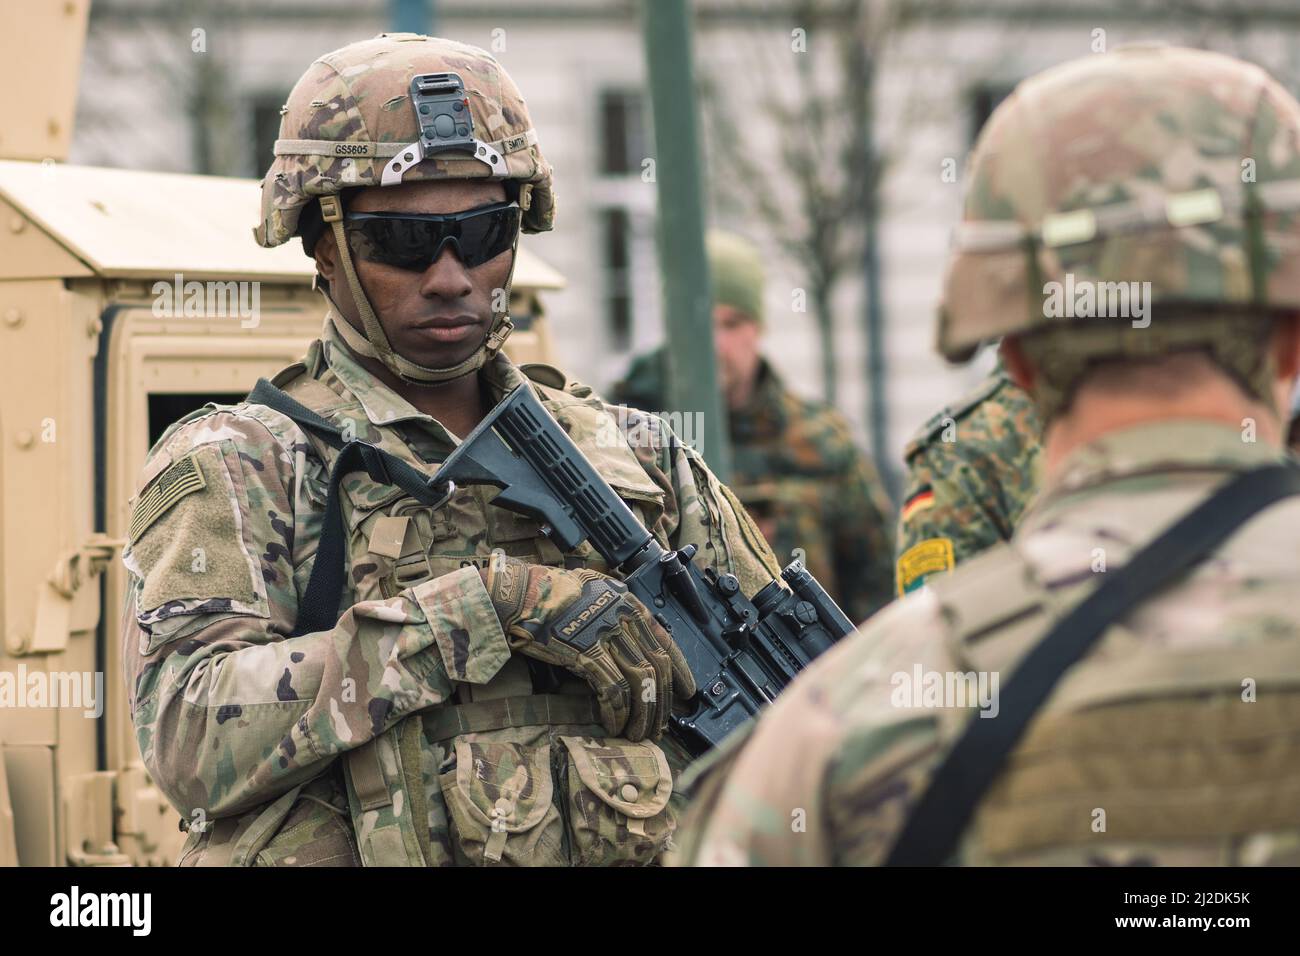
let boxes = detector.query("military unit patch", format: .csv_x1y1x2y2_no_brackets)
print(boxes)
896,537,955,595
128,454,206,543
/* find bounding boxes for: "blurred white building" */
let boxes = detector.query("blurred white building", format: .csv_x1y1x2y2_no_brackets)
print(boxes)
69,0,1300,489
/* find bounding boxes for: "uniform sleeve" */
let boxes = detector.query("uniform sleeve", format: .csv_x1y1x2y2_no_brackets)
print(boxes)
671,591,952,866
894,443,1003,595
121,410,509,821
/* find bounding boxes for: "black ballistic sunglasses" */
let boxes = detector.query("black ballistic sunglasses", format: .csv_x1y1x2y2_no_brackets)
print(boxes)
342,201,521,271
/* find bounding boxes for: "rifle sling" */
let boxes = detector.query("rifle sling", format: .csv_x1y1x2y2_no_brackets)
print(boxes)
884,462,1300,866
247,378,447,636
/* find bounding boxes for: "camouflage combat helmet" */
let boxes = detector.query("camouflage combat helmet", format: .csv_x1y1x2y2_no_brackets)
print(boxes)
256,33,556,384
937,46,1300,417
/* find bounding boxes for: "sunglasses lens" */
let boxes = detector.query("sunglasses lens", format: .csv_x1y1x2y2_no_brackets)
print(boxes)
456,205,521,267
344,205,521,272
344,218,436,271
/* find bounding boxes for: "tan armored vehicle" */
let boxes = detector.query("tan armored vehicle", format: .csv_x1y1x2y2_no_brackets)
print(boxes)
0,4,565,866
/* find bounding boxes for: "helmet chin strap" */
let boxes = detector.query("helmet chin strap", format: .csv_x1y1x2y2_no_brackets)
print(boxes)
318,195,518,387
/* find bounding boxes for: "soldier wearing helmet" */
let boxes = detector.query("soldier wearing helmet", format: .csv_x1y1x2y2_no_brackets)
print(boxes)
120,34,783,867
673,46,1300,866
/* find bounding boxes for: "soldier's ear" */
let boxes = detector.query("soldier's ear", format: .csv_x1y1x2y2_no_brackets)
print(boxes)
999,336,1036,394
1268,313,1300,422
314,230,338,285
1270,311,1300,383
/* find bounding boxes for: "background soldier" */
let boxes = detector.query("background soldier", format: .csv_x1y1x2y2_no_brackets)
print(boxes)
614,230,895,621
673,45,1300,866
121,34,782,867
894,352,1042,595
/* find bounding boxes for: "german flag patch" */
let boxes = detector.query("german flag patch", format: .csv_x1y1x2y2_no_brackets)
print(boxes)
128,454,207,543
900,486,935,523
896,537,954,596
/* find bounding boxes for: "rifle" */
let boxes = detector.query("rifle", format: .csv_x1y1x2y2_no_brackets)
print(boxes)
432,384,855,755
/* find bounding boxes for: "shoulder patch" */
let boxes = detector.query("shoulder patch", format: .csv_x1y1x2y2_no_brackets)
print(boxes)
129,442,265,617
129,454,206,543
896,537,954,596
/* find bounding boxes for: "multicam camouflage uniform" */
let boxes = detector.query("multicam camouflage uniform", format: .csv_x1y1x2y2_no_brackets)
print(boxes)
121,34,782,867
614,354,894,622
673,46,1300,866
894,366,1042,596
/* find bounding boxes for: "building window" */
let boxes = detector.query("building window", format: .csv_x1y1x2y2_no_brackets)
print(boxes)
596,88,655,352
601,207,633,352
969,84,1016,145
599,89,649,176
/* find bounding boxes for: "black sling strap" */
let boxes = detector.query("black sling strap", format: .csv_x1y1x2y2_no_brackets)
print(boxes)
884,462,1300,866
247,378,452,636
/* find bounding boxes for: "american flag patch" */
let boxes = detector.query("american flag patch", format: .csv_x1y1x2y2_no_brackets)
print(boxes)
129,454,207,543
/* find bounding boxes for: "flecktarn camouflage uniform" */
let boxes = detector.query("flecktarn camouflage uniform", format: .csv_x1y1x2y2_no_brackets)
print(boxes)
727,360,894,622
895,365,1042,595
673,45,1300,866
614,228,894,623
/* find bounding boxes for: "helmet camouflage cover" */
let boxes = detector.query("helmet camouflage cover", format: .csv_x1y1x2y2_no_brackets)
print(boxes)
256,32,554,248
937,46,1300,410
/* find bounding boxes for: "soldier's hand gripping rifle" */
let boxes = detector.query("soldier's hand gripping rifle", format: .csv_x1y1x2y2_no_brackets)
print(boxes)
432,385,856,755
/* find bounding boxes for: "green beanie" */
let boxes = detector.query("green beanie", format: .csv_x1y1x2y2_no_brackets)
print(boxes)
707,229,765,327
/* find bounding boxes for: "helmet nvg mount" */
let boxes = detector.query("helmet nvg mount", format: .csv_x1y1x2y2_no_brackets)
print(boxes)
256,33,556,385
381,72,507,185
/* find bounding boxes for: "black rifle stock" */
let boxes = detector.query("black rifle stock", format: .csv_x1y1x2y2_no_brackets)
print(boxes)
433,384,855,754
